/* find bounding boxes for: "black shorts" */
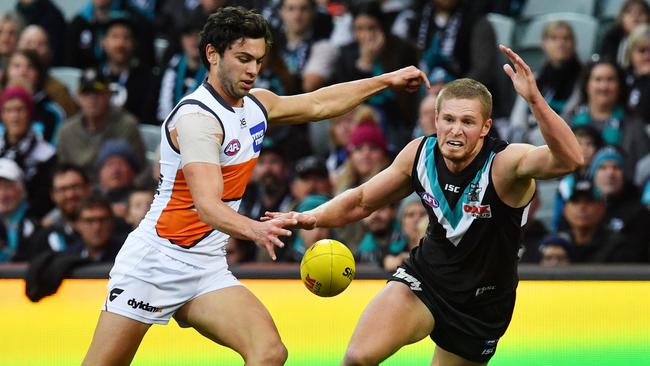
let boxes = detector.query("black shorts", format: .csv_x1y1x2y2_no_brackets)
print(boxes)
388,261,516,363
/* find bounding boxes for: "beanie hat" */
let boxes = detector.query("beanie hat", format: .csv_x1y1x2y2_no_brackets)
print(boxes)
0,86,34,120
590,147,624,177
347,121,388,153
95,139,140,171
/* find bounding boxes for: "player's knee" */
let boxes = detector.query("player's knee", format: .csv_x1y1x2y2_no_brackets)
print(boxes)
246,340,287,366
342,348,377,366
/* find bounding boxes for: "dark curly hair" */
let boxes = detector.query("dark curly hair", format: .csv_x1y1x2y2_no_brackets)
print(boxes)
198,6,272,68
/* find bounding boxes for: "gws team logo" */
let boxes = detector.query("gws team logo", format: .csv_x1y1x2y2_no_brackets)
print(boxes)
224,139,241,156
249,122,265,152
109,288,123,302
419,192,439,208
463,202,492,218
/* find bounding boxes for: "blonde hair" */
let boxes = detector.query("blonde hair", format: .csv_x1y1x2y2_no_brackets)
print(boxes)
435,78,492,120
328,104,380,146
542,20,575,42
624,23,650,69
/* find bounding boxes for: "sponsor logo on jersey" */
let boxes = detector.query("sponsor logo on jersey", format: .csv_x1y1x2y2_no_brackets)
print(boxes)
249,122,265,152
109,288,123,302
475,285,496,296
420,192,439,208
224,139,241,156
392,268,422,291
463,202,492,218
444,183,460,193
127,298,163,313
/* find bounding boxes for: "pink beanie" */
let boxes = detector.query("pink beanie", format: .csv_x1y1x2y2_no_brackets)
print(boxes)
0,86,35,120
347,121,388,153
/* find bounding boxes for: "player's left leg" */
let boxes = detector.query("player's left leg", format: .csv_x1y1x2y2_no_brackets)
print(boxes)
82,311,151,366
174,285,287,366
430,345,487,366
341,281,435,366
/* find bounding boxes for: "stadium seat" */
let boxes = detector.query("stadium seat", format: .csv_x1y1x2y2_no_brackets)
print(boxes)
534,179,561,230
487,13,516,47
0,2,13,15
139,124,161,165
598,0,626,20
521,0,597,18
49,66,82,95
515,13,599,65
53,0,84,20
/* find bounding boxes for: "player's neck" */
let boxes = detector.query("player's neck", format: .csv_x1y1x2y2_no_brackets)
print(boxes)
207,77,243,108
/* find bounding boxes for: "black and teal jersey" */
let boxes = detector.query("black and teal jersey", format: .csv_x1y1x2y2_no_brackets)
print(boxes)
410,135,530,306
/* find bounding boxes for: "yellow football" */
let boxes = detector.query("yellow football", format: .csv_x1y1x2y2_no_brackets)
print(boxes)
300,239,355,297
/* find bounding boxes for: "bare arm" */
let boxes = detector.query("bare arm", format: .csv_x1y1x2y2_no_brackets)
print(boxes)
251,66,430,125
498,45,584,180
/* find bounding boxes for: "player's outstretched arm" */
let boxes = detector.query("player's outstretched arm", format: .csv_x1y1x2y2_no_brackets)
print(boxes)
184,162,296,260
251,66,430,125
264,138,421,229
498,45,583,180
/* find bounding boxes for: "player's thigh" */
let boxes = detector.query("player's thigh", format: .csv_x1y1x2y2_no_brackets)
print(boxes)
431,345,487,366
175,285,282,352
345,281,434,361
82,311,151,366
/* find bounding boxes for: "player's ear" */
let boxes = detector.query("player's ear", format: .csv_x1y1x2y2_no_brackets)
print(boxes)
205,44,220,66
480,118,492,137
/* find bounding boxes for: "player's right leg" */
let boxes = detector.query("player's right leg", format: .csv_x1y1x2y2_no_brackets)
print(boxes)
430,346,487,366
341,281,435,366
81,311,151,366
174,285,287,366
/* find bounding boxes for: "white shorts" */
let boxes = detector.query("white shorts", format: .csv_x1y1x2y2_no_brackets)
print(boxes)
103,232,241,325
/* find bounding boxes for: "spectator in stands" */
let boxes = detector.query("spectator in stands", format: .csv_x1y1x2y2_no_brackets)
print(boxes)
642,179,650,210
0,85,55,218
334,121,390,194
563,59,650,177
553,126,604,231
590,147,650,257
559,178,648,262
394,0,496,86
537,234,572,267
239,139,294,261
412,93,437,138
275,0,336,93
100,16,155,123
56,68,145,175
624,23,650,124
0,12,24,74
0,158,38,262
66,196,126,262
156,0,201,54
510,21,582,145
383,193,427,272
15,0,67,66
40,164,92,247
94,139,140,219
290,156,332,205
156,21,206,122
354,201,401,266
287,194,333,261
333,1,419,148
519,192,550,263
17,24,79,116
600,0,650,66
325,104,378,174
66,0,155,69
124,187,154,230
0,49,66,145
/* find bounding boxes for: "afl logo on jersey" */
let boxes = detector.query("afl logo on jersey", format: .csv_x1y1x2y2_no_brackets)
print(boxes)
224,139,241,156
420,192,439,208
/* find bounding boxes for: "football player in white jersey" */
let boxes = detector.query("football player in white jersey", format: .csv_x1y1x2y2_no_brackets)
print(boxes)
82,6,429,366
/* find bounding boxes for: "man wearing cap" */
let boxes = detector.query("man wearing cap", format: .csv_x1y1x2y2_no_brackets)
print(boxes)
0,85,56,218
558,179,647,262
290,155,332,204
0,158,40,262
56,68,145,176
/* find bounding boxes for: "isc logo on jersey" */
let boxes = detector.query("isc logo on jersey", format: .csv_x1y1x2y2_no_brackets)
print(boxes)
224,139,241,156
463,202,492,218
420,192,439,208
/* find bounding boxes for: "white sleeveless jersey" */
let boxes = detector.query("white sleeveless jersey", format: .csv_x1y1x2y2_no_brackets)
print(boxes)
135,81,267,266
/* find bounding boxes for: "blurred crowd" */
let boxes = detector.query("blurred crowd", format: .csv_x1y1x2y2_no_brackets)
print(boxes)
0,0,649,274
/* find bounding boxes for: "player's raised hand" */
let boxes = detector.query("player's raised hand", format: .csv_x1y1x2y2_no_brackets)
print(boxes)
249,217,297,260
386,66,431,93
499,44,542,103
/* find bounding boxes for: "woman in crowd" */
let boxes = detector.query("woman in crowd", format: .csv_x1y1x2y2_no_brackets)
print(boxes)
0,12,23,77
624,23,650,124
600,0,650,65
